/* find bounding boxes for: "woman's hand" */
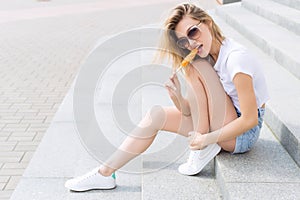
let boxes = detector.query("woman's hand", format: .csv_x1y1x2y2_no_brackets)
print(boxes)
165,72,191,116
165,72,183,100
188,131,209,150
188,130,221,150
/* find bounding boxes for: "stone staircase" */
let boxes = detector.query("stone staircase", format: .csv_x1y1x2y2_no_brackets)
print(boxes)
10,0,300,199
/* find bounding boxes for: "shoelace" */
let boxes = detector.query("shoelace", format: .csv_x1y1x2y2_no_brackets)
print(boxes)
77,170,97,182
186,151,199,165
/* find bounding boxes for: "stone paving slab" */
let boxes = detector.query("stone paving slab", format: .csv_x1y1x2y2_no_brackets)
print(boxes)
22,122,100,178
142,150,220,200
11,99,143,199
10,175,142,200
143,171,220,200
217,124,300,182
271,0,300,11
224,183,300,200
216,124,300,199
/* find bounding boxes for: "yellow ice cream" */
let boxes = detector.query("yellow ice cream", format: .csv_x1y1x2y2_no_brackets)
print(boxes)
175,48,198,73
181,48,198,67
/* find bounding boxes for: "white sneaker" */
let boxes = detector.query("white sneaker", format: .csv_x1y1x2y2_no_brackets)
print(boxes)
178,143,221,175
65,167,116,192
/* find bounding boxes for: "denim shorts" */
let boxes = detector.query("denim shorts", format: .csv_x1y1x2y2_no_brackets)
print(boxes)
232,107,265,154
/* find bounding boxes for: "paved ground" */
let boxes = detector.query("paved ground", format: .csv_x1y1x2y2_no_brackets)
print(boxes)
0,0,219,199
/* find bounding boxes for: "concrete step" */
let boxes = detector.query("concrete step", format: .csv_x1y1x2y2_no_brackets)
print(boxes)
10,77,221,200
10,2,300,199
242,0,300,35
271,0,300,11
142,150,221,200
216,124,300,200
210,8,300,167
215,2,300,80
10,25,221,199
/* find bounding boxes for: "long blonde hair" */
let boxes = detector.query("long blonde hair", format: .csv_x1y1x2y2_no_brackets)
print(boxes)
157,3,225,70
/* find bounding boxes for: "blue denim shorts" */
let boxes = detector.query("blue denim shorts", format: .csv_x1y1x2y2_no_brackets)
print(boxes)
232,107,265,154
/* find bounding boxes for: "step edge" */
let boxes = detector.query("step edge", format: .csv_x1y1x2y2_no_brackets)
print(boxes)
271,0,300,11
216,3,300,80
264,107,300,167
242,0,300,35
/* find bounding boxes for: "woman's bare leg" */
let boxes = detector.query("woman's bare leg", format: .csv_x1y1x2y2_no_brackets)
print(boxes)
100,106,193,176
100,59,238,176
186,59,238,151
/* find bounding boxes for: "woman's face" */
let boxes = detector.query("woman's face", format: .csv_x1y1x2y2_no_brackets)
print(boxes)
174,15,213,58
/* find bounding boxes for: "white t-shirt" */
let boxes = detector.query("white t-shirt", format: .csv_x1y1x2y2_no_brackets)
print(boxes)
213,38,270,112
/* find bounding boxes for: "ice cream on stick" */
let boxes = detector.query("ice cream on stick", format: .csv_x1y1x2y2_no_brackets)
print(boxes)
175,48,198,73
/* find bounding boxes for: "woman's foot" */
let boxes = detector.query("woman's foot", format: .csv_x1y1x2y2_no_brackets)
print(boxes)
178,143,221,175
65,167,116,192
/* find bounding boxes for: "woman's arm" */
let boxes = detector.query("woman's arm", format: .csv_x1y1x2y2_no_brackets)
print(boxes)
189,73,258,149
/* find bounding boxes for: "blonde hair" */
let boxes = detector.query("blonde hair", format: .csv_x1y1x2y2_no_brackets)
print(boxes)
157,3,225,70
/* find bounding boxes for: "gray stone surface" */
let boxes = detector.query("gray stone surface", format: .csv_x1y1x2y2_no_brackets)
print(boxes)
52,88,74,123
22,121,100,178
243,0,300,35
143,171,220,200
11,98,143,199
224,183,300,200
10,175,141,200
216,2,300,80
264,106,300,167
216,124,300,200
217,124,300,182
142,150,221,200
271,0,300,11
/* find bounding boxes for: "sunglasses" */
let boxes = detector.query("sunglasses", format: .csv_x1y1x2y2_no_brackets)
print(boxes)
176,22,202,49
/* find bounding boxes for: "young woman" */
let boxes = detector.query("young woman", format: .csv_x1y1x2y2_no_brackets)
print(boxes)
65,3,269,191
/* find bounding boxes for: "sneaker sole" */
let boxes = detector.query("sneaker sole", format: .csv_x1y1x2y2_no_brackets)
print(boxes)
69,185,117,192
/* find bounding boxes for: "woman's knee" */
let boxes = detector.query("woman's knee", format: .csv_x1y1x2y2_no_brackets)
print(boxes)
149,105,165,118
141,105,166,129
188,59,218,83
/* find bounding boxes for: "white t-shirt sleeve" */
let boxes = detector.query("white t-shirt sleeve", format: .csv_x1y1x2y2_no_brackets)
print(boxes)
226,50,256,81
